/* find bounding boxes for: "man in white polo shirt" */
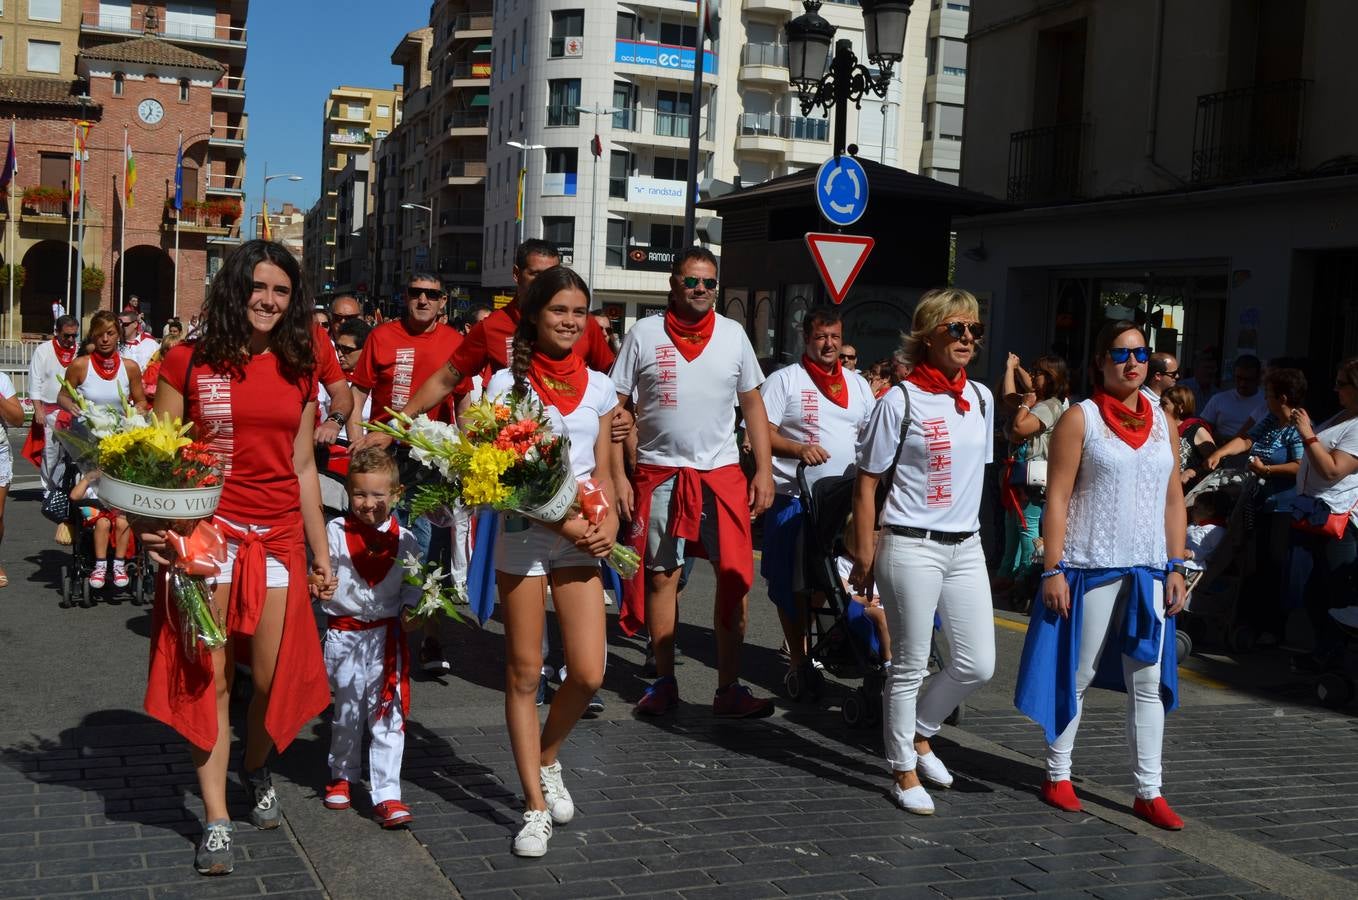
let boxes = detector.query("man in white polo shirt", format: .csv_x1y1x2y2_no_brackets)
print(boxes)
613,246,776,718
760,306,875,689
117,311,159,370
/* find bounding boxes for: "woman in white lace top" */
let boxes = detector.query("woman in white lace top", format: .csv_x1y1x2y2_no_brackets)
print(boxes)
1014,320,1189,831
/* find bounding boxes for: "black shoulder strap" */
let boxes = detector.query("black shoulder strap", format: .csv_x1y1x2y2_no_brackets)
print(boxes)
886,382,911,481
970,380,987,417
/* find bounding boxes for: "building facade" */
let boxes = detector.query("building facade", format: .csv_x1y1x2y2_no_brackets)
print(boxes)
954,0,1358,394
306,83,399,295
0,0,247,334
479,0,966,323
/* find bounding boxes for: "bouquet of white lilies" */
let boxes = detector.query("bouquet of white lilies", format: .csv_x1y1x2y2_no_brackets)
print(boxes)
400,553,467,626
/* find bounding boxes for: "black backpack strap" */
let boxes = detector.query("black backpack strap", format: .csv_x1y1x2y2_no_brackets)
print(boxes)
969,380,986,417
875,383,911,527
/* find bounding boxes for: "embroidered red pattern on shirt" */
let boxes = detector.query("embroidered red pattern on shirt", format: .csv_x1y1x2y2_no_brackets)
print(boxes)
197,374,234,477
922,417,952,508
656,343,678,408
391,348,416,410
800,389,820,444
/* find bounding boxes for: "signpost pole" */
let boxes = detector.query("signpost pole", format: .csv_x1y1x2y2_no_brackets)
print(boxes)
682,0,707,248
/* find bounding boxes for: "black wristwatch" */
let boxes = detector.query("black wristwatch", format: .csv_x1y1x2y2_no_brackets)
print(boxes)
325,411,347,426
1169,562,1189,578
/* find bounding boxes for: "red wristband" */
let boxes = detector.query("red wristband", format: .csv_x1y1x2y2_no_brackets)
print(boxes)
1304,436,1320,446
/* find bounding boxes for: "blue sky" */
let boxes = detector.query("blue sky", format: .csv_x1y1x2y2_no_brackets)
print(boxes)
243,1,412,225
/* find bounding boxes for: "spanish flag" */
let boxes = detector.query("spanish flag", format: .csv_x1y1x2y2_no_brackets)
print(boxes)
124,138,136,209
261,201,272,240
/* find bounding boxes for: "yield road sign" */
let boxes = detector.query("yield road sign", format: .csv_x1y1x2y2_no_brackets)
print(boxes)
814,155,869,227
805,232,874,304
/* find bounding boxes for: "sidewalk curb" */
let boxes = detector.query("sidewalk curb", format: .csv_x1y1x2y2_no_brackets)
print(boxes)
937,721,1357,900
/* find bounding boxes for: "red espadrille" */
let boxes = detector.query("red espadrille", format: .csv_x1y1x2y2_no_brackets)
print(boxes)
1133,796,1183,830
1040,779,1083,812
373,799,413,829
323,779,350,810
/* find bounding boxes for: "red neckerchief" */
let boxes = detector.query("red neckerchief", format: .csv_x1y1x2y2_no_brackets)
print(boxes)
528,349,588,416
907,361,971,414
90,351,120,380
801,354,849,409
1196,516,1227,527
664,307,715,363
873,382,891,399
1093,388,1152,449
53,339,76,368
342,513,400,587
1178,415,1207,437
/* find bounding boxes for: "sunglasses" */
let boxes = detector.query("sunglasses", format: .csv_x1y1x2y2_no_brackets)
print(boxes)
681,276,718,291
332,313,359,323
939,321,984,340
407,287,445,300
839,353,857,361
1108,346,1151,364
118,319,136,327
1156,369,1181,380
336,343,361,355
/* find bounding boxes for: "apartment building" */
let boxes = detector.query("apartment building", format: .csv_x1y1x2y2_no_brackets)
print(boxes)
305,83,400,294
252,201,303,261
480,0,966,321
0,0,248,332
954,0,1358,393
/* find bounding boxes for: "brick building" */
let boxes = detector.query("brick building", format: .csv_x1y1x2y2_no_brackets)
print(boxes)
0,0,247,336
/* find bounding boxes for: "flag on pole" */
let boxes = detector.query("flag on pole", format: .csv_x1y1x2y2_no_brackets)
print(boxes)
261,201,273,240
590,134,602,158
73,121,89,199
124,138,137,208
172,133,183,211
515,168,525,225
0,121,16,196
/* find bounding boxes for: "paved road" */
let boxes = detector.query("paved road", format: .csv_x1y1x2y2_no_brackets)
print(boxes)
0,452,1355,899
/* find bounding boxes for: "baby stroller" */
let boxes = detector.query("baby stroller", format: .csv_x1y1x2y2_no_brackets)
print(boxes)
55,452,155,609
792,464,964,728
1179,469,1257,659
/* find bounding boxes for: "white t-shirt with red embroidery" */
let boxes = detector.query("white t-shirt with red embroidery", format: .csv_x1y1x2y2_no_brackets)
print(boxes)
856,380,995,533
484,368,619,481
761,363,875,496
611,314,763,470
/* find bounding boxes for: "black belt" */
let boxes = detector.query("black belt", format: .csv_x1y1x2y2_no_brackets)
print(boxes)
886,525,976,545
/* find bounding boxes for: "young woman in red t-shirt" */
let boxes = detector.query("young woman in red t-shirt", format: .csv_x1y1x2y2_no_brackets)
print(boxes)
142,241,333,877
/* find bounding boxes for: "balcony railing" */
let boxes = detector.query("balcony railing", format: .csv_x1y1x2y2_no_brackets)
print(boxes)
547,105,581,127
736,113,829,142
210,123,247,143
439,209,485,227
613,108,639,131
331,131,371,145
204,172,244,192
740,43,788,67
655,111,694,138
1007,121,1087,203
446,111,489,130
1191,79,1309,184
446,61,491,81
450,12,493,34
81,12,246,45
441,158,488,178
213,75,245,94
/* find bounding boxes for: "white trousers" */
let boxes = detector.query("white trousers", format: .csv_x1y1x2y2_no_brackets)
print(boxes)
450,502,472,588
876,532,995,771
42,410,63,496
1045,576,1166,799
323,628,406,804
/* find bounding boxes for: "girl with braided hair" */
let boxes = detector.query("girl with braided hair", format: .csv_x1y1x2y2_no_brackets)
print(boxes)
481,265,620,857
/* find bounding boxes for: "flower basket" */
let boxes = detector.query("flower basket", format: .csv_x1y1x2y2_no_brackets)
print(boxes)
98,475,222,521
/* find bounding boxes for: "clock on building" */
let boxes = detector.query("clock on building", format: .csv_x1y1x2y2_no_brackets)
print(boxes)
137,98,165,125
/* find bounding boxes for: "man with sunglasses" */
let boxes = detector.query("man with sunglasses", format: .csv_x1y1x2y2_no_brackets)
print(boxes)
26,315,79,495
839,343,859,371
330,295,362,343
613,246,777,719
348,272,464,673
1144,352,1180,400
117,312,159,371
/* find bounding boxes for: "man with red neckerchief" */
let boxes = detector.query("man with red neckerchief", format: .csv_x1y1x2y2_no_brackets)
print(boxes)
759,306,875,689
612,246,777,719
25,315,79,495
346,272,463,674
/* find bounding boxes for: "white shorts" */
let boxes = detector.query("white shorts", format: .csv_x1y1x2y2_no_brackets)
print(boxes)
212,516,289,589
494,515,598,577
0,440,12,488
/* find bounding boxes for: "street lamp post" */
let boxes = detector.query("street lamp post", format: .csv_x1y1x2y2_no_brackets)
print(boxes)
261,164,303,238
401,201,434,273
576,104,619,290
786,0,913,158
506,140,545,247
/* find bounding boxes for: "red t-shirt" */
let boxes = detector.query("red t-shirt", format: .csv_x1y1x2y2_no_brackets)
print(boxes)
313,324,344,387
349,319,463,423
162,343,316,526
448,302,616,379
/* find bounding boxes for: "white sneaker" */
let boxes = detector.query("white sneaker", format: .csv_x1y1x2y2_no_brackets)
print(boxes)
916,751,954,788
890,782,935,816
539,760,575,825
1330,606,1358,630
512,809,553,857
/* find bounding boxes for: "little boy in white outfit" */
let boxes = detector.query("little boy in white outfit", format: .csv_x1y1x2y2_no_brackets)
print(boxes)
320,449,422,828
